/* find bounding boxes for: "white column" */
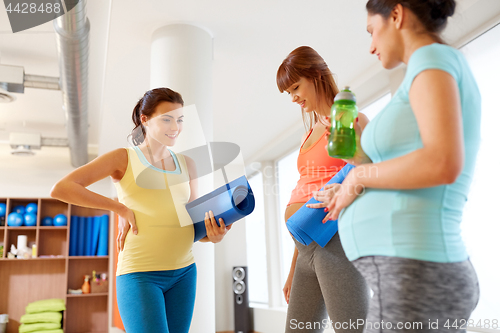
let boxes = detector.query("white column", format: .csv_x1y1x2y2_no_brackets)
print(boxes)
151,24,215,333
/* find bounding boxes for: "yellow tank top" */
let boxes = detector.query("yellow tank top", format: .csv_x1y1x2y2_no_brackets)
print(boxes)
114,147,194,276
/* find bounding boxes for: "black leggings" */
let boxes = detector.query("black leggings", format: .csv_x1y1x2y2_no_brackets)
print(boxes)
352,256,480,333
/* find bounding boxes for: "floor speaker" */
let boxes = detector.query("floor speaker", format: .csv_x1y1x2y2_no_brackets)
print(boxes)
233,266,252,333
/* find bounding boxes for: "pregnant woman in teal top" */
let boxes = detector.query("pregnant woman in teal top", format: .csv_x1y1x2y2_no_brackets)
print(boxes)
320,0,480,331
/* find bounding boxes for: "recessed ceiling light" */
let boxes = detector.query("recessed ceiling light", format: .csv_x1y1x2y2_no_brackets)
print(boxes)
0,92,15,103
11,145,35,156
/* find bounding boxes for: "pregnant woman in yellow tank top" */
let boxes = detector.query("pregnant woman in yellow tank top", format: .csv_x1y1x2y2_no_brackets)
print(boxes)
51,88,230,333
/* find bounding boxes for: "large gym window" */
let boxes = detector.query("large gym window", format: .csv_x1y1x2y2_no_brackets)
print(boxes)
460,22,500,324
245,172,269,304
276,148,300,306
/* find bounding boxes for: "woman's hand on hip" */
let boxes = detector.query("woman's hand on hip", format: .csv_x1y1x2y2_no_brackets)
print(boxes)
204,210,232,243
116,207,138,253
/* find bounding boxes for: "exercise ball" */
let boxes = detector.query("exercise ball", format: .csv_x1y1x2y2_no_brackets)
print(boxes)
13,205,25,215
24,213,37,227
0,203,6,216
26,203,38,214
53,214,67,226
8,212,24,227
41,216,53,226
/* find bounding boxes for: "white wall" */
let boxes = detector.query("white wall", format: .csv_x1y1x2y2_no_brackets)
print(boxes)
0,146,112,198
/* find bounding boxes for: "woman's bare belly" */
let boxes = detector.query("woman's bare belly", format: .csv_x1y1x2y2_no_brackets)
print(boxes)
284,202,306,222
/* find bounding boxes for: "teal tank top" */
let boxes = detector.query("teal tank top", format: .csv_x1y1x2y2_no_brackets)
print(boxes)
339,44,481,263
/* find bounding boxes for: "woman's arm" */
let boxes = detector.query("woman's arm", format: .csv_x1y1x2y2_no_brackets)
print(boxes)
283,247,299,304
184,155,199,203
50,148,130,216
324,70,464,220
50,148,137,252
351,69,463,190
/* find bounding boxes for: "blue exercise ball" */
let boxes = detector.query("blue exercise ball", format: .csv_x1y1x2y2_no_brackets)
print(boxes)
13,205,25,215
26,203,38,215
53,214,67,226
41,216,53,226
24,213,37,227
0,203,6,216
8,212,24,227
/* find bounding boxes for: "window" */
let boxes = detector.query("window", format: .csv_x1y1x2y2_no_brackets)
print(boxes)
360,93,391,120
276,149,300,305
459,23,500,322
245,172,269,304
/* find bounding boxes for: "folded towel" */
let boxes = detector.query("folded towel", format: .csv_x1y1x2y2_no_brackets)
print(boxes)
29,330,64,333
19,322,60,333
25,299,65,314
20,311,62,324
286,164,355,247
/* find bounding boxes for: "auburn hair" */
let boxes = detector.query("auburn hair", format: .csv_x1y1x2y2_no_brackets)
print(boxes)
277,46,339,130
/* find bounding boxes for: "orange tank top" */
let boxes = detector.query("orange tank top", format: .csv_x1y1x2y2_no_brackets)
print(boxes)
288,129,346,205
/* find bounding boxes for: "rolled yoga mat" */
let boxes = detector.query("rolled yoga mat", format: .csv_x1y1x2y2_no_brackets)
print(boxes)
186,175,255,242
286,164,355,247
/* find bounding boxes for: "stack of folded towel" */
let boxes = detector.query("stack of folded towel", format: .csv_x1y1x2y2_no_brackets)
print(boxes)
19,299,65,333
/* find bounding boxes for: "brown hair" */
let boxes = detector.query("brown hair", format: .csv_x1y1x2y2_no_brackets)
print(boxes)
276,46,339,131
366,0,456,43
130,87,184,145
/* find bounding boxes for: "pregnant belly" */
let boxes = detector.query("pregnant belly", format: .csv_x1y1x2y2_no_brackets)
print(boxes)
284,202,306,222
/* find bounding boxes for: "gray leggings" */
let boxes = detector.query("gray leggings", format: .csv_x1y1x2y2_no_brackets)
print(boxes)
352,256,480,333
285,234,370,333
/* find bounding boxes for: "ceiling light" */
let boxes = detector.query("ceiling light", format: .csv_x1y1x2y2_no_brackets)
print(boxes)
11,145,35,156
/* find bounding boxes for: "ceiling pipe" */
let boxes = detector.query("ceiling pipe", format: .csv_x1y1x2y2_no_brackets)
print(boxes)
53,0,90,167
24,74,61,90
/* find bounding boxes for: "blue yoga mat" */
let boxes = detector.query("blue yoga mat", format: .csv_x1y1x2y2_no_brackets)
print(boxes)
85,217,93,256
286,164,355,247
97,215,109,256
69,216,78,256
91,216,100,256
77,216,85,256
186,175,255,242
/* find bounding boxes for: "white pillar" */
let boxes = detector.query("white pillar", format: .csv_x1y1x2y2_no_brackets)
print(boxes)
151,24,215,333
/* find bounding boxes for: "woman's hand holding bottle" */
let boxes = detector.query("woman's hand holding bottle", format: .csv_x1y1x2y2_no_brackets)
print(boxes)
324,116,372,166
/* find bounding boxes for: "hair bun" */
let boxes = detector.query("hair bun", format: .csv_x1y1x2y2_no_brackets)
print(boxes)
429,0,456,19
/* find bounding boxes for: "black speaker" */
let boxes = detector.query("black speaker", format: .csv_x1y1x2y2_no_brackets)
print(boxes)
233,266,252,333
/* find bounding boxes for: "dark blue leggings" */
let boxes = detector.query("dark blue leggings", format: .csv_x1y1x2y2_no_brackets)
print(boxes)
116,263,197,333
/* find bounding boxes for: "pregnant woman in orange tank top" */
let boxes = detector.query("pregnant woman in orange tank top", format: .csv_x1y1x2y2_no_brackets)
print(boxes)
277,46,370,333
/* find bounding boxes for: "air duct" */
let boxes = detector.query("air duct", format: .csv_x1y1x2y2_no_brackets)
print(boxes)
0,65,61,92
9,132,69,156
53,0,90,167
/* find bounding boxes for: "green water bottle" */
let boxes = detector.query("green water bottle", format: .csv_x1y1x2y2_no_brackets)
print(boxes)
328,86,358,159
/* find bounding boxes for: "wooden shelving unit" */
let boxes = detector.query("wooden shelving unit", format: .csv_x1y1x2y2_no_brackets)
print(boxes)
0,198,112,333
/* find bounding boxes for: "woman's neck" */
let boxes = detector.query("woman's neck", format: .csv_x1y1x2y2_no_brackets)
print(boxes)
140,138,172,163
402,33,439,64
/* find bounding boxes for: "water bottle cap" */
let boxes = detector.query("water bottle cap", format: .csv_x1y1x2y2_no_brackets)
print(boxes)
334,86,356,103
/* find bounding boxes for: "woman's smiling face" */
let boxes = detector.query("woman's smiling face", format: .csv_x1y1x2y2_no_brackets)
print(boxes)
143,101,184,146
286,77,318,113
